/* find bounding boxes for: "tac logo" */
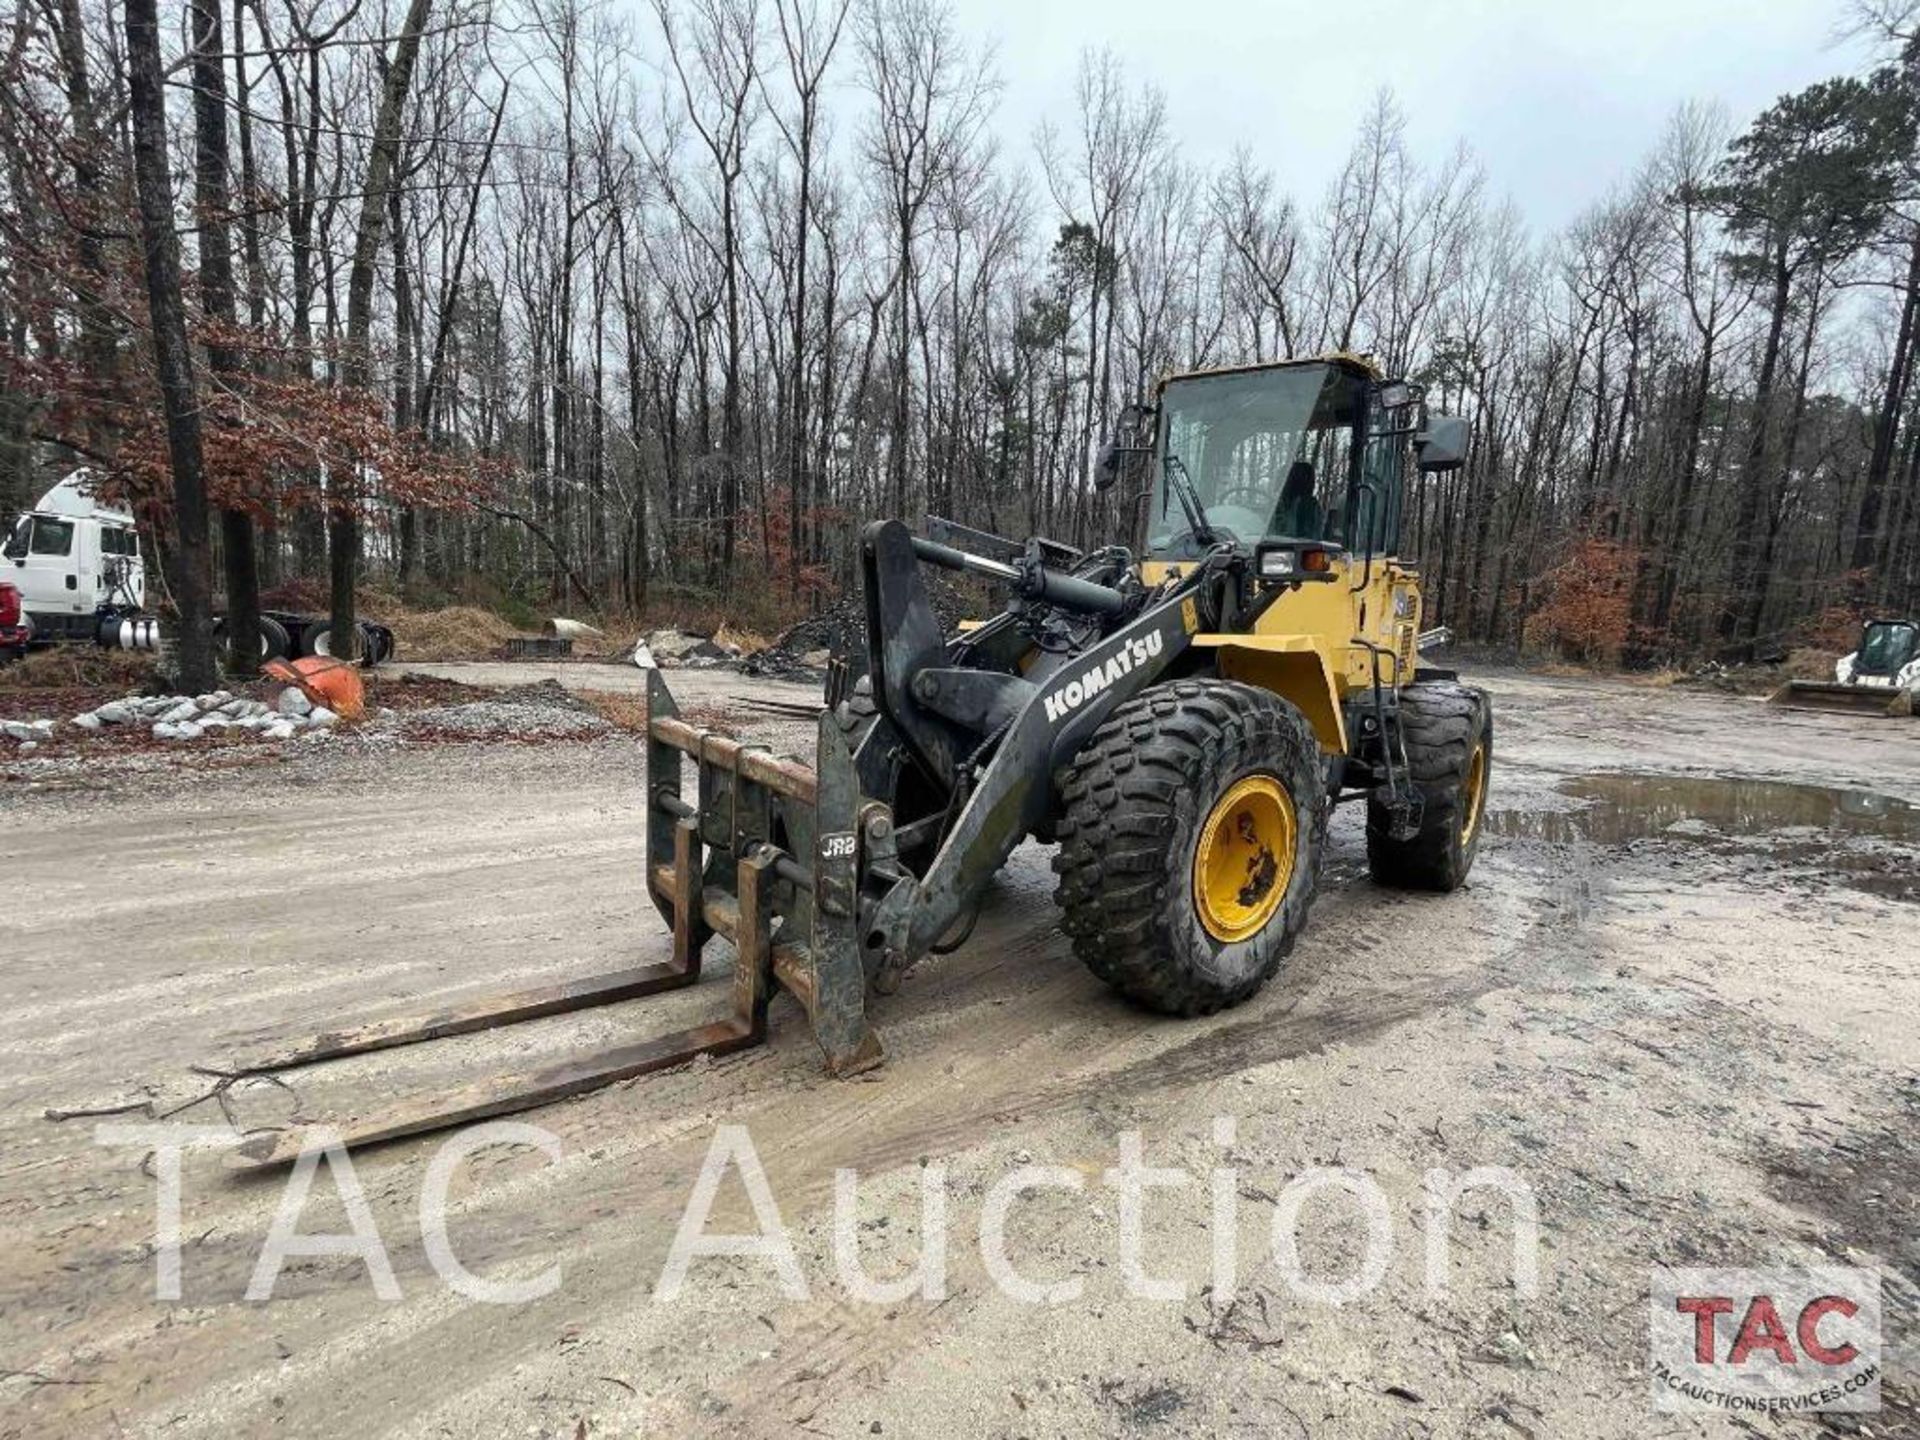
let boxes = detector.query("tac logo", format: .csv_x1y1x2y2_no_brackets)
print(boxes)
1649,1267,1881,1414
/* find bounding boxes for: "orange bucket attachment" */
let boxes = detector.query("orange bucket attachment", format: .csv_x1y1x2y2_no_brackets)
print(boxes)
263,655,366,722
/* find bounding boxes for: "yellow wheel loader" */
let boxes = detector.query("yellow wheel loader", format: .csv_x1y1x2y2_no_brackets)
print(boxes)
230,355,1491,1168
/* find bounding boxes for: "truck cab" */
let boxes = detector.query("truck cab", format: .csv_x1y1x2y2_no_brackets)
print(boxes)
3,471,146,643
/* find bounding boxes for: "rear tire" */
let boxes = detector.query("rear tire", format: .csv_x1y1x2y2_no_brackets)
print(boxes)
1366,681,1492,892
1052,679,1329,1016
304,622,383,665
214,614,289,670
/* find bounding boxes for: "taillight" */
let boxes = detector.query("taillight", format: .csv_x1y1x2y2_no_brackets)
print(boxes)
0,583,18,628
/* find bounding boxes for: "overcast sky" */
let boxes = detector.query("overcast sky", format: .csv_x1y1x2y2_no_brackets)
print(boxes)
957,0,1880,232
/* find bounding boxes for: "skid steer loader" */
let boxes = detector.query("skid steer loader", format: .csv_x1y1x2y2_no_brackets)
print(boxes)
230,355,1492,1168
1768,617,1920,717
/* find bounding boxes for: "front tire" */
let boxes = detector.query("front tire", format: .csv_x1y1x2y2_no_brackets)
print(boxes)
1052,679,1329,1016
1366,681,1492,892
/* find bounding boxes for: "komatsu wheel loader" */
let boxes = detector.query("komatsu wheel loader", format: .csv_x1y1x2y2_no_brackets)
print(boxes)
231,355,1492,1168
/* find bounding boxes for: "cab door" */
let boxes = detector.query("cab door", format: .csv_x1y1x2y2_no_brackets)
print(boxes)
6,515,84,615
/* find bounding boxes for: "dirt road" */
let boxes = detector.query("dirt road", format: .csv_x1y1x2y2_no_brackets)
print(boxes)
1,668,1914,1437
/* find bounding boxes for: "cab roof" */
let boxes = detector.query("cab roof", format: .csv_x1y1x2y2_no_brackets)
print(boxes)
1157,352,1384,390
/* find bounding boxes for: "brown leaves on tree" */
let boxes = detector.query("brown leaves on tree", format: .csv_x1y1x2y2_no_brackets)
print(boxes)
6,319,497,533
1523,535,1637,666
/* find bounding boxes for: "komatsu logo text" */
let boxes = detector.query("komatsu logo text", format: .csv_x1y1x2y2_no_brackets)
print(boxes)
1042,631,1165,724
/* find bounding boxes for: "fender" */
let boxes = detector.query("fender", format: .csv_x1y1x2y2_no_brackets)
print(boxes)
1192,634,1349,753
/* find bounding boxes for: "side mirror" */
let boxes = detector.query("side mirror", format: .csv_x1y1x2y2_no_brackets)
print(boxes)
1415,414,1469,473
1095,401,1156,493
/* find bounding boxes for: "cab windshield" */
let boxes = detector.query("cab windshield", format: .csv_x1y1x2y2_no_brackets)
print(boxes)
1148,362,1364,559
1857,621,1919,676
4,515,75,558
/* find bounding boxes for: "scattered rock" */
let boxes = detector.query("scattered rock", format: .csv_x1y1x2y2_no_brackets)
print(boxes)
1488,1329,1534,1368
94,701,134,725
20,740,38,754
307,707,338,729
160,700,200,724
71,713,104,731
278,687,313,718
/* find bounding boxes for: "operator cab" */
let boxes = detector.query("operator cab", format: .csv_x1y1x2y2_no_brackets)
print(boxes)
1854,619,1920,679
1142,357,1415,564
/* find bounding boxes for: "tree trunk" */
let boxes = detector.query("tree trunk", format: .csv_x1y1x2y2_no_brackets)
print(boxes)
1854,224,1920,574
332,0,434,661
391,183,418,590
125,0,217,689
53,0,117,451
192,0,262,677
1718,250,1791,657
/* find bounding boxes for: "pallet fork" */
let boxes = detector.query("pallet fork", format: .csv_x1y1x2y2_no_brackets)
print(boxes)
224,520,1208,1170
227,670,882,1170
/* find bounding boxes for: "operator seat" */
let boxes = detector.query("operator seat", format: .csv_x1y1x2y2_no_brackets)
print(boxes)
1274,460,1323,539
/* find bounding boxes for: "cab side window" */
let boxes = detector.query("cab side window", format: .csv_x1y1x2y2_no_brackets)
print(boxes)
101,527,138,558
1350,436,1404,555
29,518,75,557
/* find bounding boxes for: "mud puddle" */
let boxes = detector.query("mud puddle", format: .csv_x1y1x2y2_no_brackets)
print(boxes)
1488,773,1920,901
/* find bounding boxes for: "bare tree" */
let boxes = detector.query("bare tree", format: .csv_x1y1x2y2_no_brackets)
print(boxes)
125,0,218,688
333,0,435,658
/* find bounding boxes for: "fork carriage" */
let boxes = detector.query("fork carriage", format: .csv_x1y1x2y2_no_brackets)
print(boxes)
230,671,885,1170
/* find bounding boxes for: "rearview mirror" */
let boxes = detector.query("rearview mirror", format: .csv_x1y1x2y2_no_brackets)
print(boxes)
1415,414,1468,473
1095,402,1156,493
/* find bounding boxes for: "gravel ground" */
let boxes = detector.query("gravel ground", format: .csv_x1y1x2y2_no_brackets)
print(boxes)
0,666,1915,1439
402,680,614,738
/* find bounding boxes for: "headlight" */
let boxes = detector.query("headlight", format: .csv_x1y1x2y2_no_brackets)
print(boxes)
1259,550,1294,578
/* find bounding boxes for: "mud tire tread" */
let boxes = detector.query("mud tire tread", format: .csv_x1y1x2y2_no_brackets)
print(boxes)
1365,681,1492,892
1051,679,1328,1016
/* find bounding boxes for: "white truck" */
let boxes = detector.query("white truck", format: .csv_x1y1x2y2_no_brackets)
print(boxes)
1,470,391,664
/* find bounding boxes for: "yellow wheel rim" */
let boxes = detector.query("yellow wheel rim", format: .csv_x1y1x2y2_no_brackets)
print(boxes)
1461,743,1488,844
1192,775,1296,943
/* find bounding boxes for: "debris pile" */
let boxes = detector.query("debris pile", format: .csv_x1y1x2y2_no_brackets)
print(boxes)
637,628,741,668
378,603,519,660
741,575,976,679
